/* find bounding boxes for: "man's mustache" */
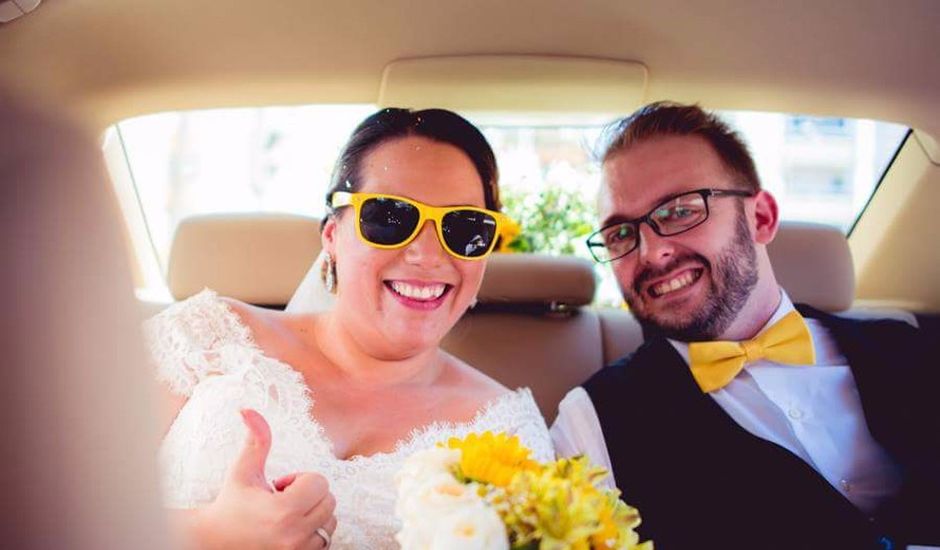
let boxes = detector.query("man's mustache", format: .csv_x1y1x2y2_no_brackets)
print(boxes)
633,253,710,295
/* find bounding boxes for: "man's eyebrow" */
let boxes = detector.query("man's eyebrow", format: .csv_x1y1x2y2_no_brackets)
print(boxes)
599,189,688,229
599,213,634,229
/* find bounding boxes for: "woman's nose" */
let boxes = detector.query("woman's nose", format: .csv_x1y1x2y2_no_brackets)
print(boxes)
403,220,447,265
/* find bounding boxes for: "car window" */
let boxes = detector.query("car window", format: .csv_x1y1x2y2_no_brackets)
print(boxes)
106,107,907,304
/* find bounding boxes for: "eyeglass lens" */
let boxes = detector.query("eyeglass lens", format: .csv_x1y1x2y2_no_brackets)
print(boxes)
359,197,420,245
442,210,498,258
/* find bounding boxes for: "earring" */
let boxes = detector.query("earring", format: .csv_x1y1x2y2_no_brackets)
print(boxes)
322,253,337,294
469,296,478,309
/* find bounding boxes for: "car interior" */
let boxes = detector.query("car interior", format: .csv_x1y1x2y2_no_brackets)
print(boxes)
1,0,937,547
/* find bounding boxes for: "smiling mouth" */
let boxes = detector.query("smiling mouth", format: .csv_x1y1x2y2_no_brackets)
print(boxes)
385,280,452,301
647,268,704,298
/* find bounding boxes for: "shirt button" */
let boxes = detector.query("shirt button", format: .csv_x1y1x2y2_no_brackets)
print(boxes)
840,479,853,492
787,408,804,420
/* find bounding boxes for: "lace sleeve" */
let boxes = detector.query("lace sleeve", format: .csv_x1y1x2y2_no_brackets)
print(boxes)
143,289,253,396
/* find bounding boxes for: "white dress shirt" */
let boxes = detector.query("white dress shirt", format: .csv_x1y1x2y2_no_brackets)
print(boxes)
552,290,905,516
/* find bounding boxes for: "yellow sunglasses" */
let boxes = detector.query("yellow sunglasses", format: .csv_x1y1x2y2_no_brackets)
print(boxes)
330,191,511,260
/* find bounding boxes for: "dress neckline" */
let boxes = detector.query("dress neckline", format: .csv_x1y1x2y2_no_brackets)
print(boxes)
201,288,536,463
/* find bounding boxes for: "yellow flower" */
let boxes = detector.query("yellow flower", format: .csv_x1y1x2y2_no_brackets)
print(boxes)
590,505,619,549
497,217,522,253
499,456,652,549
445,431,539,487
432,436,653,550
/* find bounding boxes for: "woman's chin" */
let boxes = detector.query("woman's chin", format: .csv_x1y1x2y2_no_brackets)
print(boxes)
362,294,465,355
379,336,438,359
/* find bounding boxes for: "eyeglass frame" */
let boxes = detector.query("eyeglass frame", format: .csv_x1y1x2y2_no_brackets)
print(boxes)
329,191,511,261
585,188,755,263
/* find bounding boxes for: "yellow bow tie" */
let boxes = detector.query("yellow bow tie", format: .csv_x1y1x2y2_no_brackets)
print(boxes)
688,310,815,393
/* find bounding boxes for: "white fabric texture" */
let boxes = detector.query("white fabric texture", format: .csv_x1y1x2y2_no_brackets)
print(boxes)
145,289,553,549
550,387,616,490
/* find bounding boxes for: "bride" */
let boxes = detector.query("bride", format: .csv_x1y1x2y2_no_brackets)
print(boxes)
146,108,553,549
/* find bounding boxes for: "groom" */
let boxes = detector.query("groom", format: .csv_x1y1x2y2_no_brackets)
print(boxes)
555,102,938,549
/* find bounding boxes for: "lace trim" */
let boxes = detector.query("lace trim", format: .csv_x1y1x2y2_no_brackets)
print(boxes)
365,387,552,462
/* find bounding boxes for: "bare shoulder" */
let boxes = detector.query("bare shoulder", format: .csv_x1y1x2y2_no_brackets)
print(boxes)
217,296,308,353
217,296,261,326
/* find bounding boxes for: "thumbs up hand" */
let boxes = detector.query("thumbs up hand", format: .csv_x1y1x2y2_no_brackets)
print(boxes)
194,409,337,549
228,408,276,490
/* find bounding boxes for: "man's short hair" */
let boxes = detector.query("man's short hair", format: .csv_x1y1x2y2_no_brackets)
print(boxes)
601,101,761,192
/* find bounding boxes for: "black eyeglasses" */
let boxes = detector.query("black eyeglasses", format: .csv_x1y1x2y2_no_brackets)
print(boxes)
586,188,755,263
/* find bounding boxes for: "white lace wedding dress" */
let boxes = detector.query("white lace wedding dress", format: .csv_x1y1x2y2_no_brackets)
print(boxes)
146,289,554,549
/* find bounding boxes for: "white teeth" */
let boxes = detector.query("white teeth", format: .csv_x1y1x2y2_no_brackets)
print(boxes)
652,271,698,297
390,281,447,300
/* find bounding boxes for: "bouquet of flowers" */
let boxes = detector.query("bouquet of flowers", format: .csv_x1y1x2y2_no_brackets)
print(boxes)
395,431,653,550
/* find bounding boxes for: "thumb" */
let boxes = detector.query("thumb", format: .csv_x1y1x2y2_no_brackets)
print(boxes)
229,408,273,490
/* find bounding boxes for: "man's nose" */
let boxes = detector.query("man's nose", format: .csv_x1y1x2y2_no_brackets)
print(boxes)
403,220,447,266
636,222,675,266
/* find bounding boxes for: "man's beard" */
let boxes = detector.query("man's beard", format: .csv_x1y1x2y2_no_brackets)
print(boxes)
624,208,758,341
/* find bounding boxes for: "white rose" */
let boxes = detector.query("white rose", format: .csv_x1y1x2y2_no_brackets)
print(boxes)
429,502,509,550
397,473,480,523
396,447,508,550
395,447,463,520
395,447,461,498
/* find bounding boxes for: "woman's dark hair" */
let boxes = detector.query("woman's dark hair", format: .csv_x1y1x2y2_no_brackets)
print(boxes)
322,108,500,230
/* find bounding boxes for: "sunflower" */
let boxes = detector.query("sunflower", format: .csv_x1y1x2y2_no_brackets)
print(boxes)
445,431,540,487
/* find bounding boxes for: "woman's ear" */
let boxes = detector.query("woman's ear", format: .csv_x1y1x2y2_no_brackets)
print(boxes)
321,216,338,254
752,189,780,245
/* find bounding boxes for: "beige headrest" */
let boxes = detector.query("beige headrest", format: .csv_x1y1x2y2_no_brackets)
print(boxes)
167,214,597,307
290,253,598,310
168,215,850,311
479,253,596,307
767,221,855,312
168,213,322,303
